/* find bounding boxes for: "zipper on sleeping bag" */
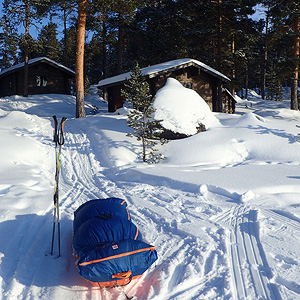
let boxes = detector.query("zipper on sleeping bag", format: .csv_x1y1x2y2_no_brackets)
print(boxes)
78,246,155,266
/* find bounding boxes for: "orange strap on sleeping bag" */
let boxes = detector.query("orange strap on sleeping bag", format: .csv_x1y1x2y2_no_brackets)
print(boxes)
112,271,132,279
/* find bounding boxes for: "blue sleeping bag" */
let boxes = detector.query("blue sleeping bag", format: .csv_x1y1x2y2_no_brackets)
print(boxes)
73,198,130,233
73,198,158,287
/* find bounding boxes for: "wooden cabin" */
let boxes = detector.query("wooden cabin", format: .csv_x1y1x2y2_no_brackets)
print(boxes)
0,57,75,97
97,58,235,113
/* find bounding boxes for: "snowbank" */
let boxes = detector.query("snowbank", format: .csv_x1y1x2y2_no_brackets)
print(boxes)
1,92,300,299
153,78,220,135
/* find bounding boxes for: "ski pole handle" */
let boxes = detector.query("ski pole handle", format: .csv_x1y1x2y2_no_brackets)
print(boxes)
52,115,58,145
58,117,67,146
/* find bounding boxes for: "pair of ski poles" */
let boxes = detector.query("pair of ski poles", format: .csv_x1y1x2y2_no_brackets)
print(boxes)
50,116,66,257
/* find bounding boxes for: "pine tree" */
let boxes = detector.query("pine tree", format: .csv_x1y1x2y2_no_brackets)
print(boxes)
50,0,77,67
36,22,60,61
121,62,165,163
266,61,284,101
268,0,300,109
2,0,51,96
266,62,277,100
0,14,18,69
76,0,87,118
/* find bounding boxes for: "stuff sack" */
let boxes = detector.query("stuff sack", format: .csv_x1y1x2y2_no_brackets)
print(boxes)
73,198,130,234
73,214,141,256
77,239,158,288
73,199,158,288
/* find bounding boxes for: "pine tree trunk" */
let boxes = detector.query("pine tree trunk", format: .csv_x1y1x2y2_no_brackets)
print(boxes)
231,30,236,96
217,0,223,67
75,0,87,118
261,7,270,100
291,11,300,110
102,11,107,78
63,7,68,67
245,63,249,100
23,0,29,97
142,113,146,162
117,12,124,73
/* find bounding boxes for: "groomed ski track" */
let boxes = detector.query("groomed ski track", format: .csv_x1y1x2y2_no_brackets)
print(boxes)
214,206,282,300
1,115,295,300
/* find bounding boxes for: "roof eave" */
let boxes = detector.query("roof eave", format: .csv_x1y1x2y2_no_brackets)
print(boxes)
0,57,75,78
98,61,230,87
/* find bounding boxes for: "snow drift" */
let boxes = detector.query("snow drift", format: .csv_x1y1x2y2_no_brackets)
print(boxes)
1,91,300,299
153,78,220,135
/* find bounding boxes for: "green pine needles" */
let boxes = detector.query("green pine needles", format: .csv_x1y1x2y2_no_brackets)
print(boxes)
121,62,166,163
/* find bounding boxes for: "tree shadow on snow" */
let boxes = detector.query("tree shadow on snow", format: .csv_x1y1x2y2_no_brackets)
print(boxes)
0,214,87,289
248,124,296,144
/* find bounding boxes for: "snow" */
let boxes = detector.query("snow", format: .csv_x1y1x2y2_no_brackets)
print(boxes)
0,88,300,300
153,78,220,135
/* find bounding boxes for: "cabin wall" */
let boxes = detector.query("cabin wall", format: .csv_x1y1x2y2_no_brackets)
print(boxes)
148,66,216,111
107,85,124,112
0,62,74,97
0,72,19,97
104,65,234,114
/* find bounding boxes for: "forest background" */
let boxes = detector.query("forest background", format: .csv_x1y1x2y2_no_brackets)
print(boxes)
0,0,300,110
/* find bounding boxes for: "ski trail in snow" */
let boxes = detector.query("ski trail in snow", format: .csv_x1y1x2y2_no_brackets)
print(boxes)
65,121,233,299
5,115,288,300
215,205,280,300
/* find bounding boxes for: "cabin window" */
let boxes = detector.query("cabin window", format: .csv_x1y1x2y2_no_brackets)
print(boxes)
36,75,47,87
8,80,13,91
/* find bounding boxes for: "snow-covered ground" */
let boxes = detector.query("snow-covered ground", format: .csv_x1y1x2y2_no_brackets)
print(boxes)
0,89,300,300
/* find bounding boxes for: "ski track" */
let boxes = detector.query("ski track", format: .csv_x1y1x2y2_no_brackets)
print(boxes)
52,120,232,300
3,118,297,299
214,205,282,300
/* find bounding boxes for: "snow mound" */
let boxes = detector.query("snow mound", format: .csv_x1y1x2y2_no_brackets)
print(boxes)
153,78,220,135
234,112,265,126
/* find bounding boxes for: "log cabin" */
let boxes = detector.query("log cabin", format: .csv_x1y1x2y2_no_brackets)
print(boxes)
0,57,75,97
97,58,235,114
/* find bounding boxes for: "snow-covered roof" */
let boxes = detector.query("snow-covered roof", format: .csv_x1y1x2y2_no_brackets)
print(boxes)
97,58,230,87
0,57,75,77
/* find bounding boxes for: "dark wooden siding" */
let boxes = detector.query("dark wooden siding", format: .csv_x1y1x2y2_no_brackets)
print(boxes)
103,65,232,114
107,84,125,112
147,66,220,112
0,62,74,97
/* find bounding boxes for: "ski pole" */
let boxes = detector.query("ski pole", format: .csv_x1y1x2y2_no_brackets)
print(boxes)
50,116,66,257
56,117,66,257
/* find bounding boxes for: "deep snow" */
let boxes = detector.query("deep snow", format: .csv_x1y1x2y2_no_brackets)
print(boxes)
153,78,220,135
0,88,300,300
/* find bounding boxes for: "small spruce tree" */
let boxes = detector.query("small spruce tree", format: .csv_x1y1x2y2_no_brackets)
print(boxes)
121,62,165,163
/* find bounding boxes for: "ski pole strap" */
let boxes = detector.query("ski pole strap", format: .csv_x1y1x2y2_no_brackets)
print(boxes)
58,117,67,146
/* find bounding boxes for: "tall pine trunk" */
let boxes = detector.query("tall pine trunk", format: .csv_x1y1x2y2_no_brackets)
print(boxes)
231,30,236,96
23,0,29,97
217,0,223,67
102,10,107,79
261,7,270,100
75,0,87,118
63,6,68,67
117,12,124,74
291,10,300,110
